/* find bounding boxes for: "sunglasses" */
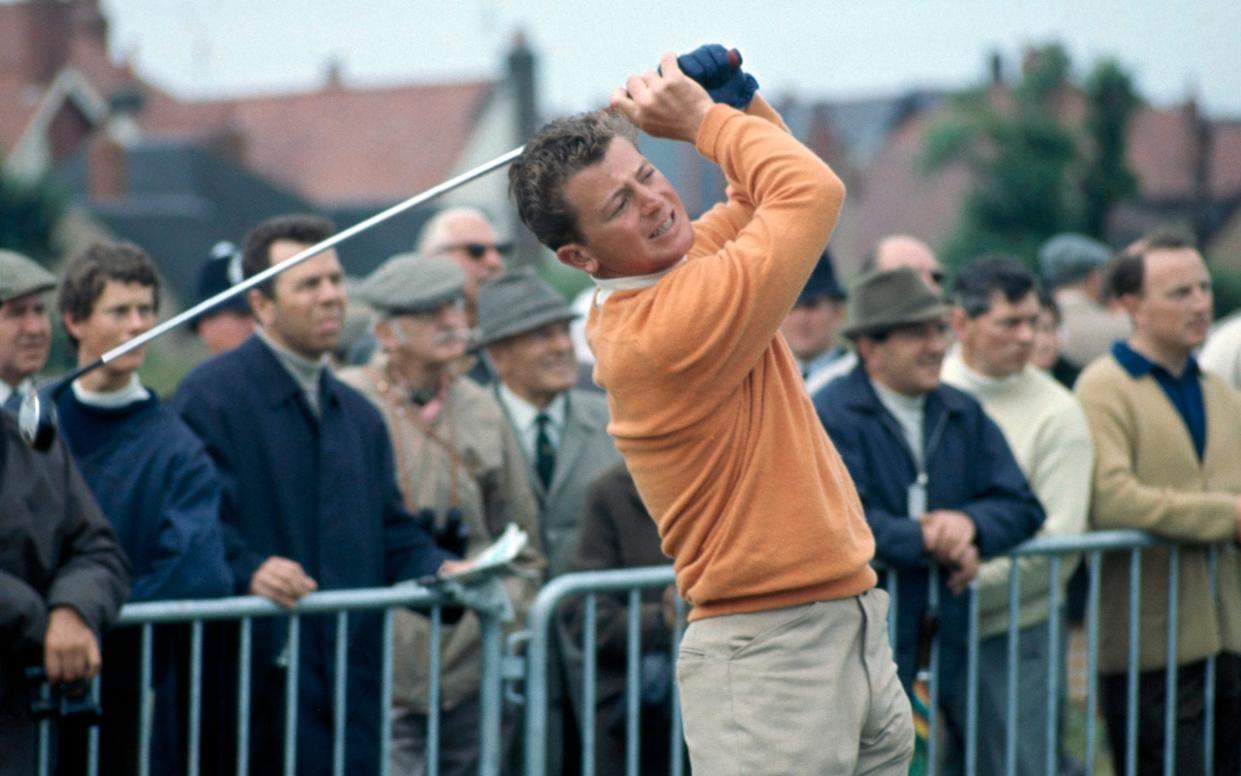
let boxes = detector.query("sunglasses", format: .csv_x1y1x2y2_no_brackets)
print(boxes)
441,242,513,260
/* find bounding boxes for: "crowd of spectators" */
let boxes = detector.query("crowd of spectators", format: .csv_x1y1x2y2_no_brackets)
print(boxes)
3,194,1241,776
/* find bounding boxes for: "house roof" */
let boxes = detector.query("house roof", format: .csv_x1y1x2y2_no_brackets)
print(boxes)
139,79,496,205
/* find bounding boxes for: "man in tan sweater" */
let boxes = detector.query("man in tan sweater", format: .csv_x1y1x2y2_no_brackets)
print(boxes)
1075,231,1241,775
509,46,912,774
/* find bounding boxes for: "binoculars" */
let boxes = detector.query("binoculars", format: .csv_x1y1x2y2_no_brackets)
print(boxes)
25,666,103,724
414,507,470,558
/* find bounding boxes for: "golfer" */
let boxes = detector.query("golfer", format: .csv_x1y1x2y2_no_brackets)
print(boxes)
509,47,914,773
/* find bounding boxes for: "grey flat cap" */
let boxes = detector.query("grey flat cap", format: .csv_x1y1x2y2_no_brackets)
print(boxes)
475,269,577,348
841,267,949,340
1039,233,1112,287
354,253,466,315
0,250,56,304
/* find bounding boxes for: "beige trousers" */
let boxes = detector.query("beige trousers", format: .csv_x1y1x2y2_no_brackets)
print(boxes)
676,590,913,775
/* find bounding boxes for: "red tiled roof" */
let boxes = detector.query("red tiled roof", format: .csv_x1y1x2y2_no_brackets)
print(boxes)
141,80,496,204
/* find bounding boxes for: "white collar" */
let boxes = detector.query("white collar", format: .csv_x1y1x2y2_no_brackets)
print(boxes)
0,377,34,405
592,257,687,306
497,382,567,431
72,373,151,408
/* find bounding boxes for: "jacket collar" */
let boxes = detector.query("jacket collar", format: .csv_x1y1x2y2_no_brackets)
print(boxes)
835,358,970,418
237,334,342,412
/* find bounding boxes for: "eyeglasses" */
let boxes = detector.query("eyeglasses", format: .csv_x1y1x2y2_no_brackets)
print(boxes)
439,242,513,260
928,270,947,286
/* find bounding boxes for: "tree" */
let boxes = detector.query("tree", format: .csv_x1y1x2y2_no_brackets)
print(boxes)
920,45,1140,270
0,167,65,264
1080,60,1140,238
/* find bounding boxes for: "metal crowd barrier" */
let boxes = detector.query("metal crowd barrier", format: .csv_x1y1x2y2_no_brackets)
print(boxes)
520,530,1237,776
30,584,509,776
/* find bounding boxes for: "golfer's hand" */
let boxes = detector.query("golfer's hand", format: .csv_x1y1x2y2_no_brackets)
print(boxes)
251,556,318,608
44,606,101,683
610,53,713,143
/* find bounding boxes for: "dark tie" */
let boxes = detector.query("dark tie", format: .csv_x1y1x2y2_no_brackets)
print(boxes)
3,390,23,415
535,413,556,489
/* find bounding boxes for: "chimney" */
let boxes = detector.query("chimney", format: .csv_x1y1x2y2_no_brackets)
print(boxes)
988,51,1004,87
20,0,73,84
1185,97,1214,248
507,30,540,267
324,58,344,90
87,135,126,203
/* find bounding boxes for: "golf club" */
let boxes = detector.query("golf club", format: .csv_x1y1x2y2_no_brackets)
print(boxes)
20,145,524,450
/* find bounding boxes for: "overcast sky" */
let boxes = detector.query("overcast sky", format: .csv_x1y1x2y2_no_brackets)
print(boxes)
95,1,1240,117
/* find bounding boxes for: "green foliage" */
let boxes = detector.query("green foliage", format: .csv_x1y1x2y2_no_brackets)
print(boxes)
0,170,66,264
1081,60,1141,236
920,45,1141,272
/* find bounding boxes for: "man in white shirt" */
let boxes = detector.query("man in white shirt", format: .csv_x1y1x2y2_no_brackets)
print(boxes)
942,255,1093,776
477,269,621,580
0,249,55,413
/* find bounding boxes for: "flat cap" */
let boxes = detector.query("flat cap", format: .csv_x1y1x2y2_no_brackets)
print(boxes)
1039,233,1112,287
475,269,577,348
354,253,466,315
0,249,56,304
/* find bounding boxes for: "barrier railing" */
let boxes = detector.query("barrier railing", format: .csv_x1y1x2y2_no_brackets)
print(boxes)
26,530,1232,776
29,584,509,776
519,530,1235,776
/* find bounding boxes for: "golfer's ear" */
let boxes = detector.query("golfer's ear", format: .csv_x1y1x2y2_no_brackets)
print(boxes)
556,244,597,274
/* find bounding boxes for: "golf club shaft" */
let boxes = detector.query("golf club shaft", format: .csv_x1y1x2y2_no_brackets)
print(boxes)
91,145,524,370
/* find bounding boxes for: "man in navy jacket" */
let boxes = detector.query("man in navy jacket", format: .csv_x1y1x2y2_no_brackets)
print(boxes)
173,214,462,776
815,268,1044,757
56,241,232,775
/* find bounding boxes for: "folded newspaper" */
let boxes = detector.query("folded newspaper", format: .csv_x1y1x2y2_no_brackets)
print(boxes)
437,522,528,584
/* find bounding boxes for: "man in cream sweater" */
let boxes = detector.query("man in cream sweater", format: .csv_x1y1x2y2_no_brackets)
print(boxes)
941,256,1093,776
508,45,912,774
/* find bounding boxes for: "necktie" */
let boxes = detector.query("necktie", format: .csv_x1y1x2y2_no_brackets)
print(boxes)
3,390,23,415
535,413,556,489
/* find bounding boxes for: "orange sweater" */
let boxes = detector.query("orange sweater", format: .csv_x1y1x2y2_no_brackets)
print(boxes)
588,97,876,621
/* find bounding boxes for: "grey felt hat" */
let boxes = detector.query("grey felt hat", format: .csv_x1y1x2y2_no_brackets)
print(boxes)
841,267,949,340
1039,233,1112,287
0,249,56,304
475,269,577,348
354,253,466,315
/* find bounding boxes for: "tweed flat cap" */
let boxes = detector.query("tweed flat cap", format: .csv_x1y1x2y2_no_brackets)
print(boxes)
841,267,949,340
354,253,466,315
475,269,577,348
1039,233,1112,287
0,250,56,304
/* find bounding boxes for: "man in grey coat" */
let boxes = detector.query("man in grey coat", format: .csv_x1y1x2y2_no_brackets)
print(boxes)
477,271,622,579
477,270,623,772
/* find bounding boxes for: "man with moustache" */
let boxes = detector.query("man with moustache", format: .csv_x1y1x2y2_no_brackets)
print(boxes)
0,250,55,414
339,254,542,776
1075,231,1241,775
173,214,464,776
54,241,232,776
815,268,1044,761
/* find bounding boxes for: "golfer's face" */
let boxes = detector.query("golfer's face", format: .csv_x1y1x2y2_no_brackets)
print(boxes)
259,241,345,360
561,137,693,279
